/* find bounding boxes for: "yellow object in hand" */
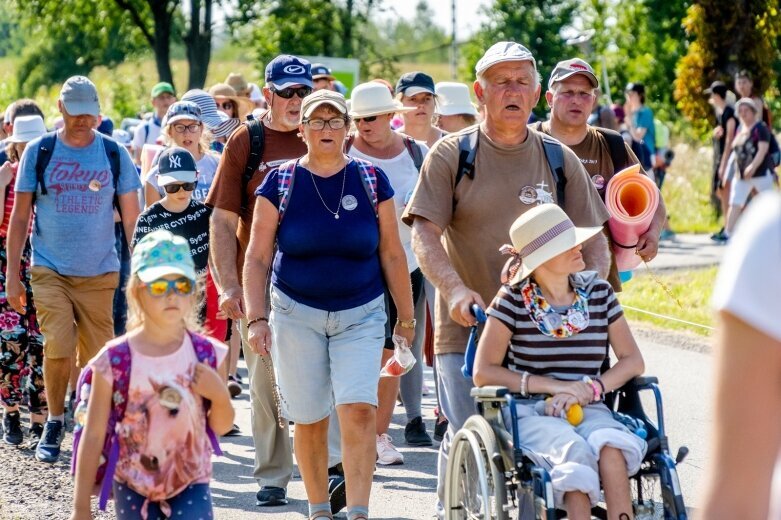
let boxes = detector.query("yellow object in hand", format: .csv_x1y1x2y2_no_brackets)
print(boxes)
566,403,584,426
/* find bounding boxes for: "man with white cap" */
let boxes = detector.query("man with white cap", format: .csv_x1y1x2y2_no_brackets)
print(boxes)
402,42,611,514
5,75,141,463
536,57,667,291
207,55,348,510
434,82,479,133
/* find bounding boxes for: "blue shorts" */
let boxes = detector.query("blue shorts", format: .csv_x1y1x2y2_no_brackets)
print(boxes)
113,481,213,519
269,286,386,424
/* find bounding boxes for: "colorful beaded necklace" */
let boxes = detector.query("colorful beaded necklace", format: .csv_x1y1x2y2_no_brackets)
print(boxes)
520,277,590,338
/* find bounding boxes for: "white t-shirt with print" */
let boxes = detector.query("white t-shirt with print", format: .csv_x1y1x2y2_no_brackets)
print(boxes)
349,140,429,273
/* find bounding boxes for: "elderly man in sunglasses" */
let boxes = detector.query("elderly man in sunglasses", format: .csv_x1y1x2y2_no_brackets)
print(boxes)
206,55,347,510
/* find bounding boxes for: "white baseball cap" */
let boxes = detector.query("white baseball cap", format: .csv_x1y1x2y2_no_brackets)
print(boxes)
475,41,536,76
8,115,47,143
434,82,478,117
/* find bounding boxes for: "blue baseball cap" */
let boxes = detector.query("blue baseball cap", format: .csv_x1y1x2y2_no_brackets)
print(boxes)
60,76,100,117
265,55,313,90
162,101,202,127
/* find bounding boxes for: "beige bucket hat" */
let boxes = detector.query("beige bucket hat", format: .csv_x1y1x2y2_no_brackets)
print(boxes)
348,82,415,119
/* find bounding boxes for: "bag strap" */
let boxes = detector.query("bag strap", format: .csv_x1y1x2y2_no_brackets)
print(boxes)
344,133,356,153
455,128,479,187
595,127,630,173
242,116,266,212
277,159,299,223
540,134,566,209
353,158,379,218
403,136,424,171
100,135,123,217
34,132,58,197
189,331,223,456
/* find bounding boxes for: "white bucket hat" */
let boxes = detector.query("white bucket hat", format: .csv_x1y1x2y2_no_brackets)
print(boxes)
434,82,478,117
8,115,47,143
504,204,603,285
349,82,415,119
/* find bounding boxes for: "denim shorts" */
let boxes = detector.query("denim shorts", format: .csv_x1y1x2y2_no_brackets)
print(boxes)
269,286,386,424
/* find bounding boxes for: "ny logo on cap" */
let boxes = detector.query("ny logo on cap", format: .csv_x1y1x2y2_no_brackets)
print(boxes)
169,155,182,169
284,65,305,74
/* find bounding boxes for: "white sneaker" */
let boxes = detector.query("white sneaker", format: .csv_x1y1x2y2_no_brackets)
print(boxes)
376,433,404,465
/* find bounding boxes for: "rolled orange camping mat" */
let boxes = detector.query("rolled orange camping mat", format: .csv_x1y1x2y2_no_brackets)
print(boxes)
605,164,660,271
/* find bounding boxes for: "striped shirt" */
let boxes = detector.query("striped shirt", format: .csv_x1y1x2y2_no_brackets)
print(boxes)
0,164,17,237
487,272,623,381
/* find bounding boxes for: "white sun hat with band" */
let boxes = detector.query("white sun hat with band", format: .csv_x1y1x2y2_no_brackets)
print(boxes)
504,203,603,285
349,82,415,119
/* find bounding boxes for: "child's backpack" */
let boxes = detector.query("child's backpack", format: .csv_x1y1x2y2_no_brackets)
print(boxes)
70,331,223,511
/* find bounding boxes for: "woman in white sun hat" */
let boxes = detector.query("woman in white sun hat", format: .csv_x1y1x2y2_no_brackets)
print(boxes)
0,114,48,447
473,203,646,519
433,82,479,133
346,81,432,464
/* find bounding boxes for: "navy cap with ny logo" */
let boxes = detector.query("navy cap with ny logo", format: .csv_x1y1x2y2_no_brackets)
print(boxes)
156,146,198,187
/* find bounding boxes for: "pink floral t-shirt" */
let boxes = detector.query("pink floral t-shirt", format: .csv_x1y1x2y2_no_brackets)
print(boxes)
91,334,227,506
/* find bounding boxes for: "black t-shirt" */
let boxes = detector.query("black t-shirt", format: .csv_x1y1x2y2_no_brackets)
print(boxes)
132,199,212,275
734,122,772,179
714,106,738,164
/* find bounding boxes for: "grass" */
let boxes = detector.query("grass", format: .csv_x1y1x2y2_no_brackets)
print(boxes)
660,143,720,234
619,266,717,336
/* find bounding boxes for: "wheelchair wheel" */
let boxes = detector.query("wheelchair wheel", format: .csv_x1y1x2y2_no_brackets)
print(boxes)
631,471,681,519
444,415,509,520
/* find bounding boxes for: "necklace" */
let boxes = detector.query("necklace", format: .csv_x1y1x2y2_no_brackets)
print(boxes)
309,163,347,219
520,277,589,338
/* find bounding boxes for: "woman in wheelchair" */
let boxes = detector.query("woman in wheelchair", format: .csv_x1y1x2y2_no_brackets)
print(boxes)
473,204,646,520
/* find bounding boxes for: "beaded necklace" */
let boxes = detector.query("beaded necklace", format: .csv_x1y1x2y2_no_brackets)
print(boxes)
520,277,589,338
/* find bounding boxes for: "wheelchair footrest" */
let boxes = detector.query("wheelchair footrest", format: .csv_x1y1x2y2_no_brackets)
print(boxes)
470,386,509,399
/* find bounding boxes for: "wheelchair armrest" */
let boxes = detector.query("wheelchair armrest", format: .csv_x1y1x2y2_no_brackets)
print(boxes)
632,376,659,389
471,386,509,399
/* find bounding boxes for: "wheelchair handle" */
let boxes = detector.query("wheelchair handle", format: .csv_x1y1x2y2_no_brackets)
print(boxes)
462,304,487,378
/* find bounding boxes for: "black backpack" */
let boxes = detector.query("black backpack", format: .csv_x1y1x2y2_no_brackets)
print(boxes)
454,126,566,209
241,115,266,213
33,132,123,235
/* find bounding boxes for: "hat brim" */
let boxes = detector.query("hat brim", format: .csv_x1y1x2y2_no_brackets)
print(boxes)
62,100,100,117
213,94,255,118
270,79,314,90
549,70,599,89
401,86,435,97
349,104,416,119
436,104,479,117
212,118,240,138
313,74,336,81
136,264,196,284
157,171,198,186
165,114,203,126
8,130,45,143
509,224,604,285
302,99,348,119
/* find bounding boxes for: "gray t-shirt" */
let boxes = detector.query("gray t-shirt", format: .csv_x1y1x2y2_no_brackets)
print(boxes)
16,131,142,276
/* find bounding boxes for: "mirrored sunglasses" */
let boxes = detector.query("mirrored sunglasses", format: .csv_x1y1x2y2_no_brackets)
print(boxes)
143,277,194,297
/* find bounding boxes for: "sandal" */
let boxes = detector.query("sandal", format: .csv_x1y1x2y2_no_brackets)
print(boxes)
310,511,333,520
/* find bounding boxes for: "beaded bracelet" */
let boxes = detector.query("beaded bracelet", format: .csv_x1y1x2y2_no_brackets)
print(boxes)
247,316,269,327
582,376,601,402
519,371,531,397
595,377,606,395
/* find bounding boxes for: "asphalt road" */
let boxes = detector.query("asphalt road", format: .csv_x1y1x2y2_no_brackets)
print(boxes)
210,329,713,519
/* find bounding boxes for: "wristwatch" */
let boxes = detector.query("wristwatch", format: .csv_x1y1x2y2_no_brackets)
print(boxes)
396,318,416,329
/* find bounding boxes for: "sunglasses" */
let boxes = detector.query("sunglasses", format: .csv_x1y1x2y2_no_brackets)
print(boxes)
356,115,378,123
163,181,197,194
217,101,235,110
272,86,312,99
143,277,194,297
172,123,202,133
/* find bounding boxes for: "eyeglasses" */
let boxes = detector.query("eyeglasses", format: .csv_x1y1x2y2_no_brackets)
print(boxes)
163,181,198,194
356,116,378,123
217,101,235,110
143,277,194,297
272,86,312,99
172,123,202,133
304,118,347,131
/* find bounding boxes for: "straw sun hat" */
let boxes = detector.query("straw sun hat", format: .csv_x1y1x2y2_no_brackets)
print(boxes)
504,204,603,285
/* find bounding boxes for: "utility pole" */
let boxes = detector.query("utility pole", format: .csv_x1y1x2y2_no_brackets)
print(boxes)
450,0,457,79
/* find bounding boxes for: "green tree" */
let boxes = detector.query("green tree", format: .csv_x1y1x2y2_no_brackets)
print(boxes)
372,1,450,64
674,0,781,135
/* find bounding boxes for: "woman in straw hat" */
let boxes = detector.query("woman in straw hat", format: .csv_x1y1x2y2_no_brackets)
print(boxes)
473,203,646,520
243,89,414,520
346,81,432,462
208,83,255,122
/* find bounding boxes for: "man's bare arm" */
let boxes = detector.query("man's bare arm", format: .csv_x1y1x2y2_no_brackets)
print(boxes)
209,208,244,319
411,217,485,327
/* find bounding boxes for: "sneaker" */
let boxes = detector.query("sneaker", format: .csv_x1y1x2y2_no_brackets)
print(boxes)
2,411,23,445
27,423,44,450
404,416,433,447
376,433,404,465
256,486,288,506
433,417,449,443
227,376,242,399
35,419,65,463
328,473,346,514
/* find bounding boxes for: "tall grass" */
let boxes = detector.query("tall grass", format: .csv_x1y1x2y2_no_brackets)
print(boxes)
661,143,720,234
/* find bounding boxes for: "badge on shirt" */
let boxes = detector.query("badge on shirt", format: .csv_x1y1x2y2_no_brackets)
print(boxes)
341,195,358,211
88,179,102,192
518,182,554,205
591,175,606,191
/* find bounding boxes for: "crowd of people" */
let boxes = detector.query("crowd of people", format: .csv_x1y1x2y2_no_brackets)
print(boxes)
0,37,774,520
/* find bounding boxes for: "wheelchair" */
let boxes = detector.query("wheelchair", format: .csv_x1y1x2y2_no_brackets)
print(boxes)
446,309,689,519
444,379,689,519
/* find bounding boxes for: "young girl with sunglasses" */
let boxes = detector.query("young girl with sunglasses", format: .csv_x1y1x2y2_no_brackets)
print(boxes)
144,101,220,206
133,147,227,343
70,229,234,520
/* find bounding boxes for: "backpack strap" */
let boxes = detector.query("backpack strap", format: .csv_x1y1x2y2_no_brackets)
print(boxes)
189,331,223,456
242,116,266,212
353,158,379,218
277,159,299,223
403,136,424,171
34,132,58,197
453,128,479,210
100,135,123,217
540,134,567,209
595,127,630,173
